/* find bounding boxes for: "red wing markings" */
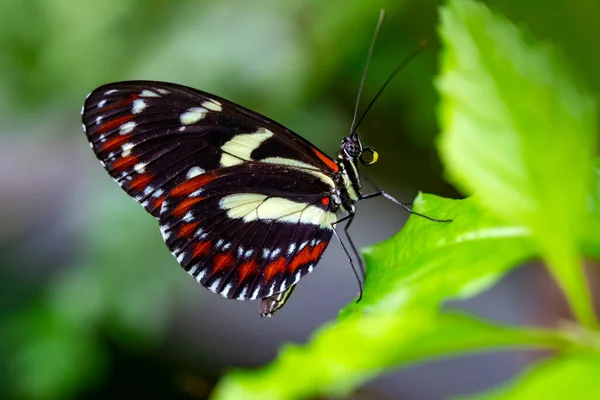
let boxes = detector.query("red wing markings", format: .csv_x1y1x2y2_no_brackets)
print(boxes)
159,189,333,300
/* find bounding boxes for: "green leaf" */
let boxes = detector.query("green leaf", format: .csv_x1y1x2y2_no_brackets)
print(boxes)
456,355,600,399
341,193,534,317
212,313,564,400
583,159,600,258
437,0,597,326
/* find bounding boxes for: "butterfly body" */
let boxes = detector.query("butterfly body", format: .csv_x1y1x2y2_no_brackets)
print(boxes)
82,81,374,316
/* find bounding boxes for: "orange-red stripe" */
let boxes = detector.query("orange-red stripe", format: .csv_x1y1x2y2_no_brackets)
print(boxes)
128,174,153,191
262,257,287,283
101,133,131,152
212,253,234,275
100,94,138,112
171,197,206,218
192,241,212,259
112,154,139,171
170,173,218,197
289,241,327,272
97,115,134,134
237,260,258,283
178,222,200,238
312,148,338,172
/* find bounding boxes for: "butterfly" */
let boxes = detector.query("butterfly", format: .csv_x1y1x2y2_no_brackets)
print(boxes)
81,80,391,316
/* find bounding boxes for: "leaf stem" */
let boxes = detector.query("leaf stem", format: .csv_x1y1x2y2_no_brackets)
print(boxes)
547,253,598,330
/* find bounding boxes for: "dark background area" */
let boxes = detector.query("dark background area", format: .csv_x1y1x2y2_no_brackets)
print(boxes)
1,1,598,399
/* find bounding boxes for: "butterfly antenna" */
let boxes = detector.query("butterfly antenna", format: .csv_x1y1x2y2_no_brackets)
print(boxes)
351,40,428,136
349,9,386,138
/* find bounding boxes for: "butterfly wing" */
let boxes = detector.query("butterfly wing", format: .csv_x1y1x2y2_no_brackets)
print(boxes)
81,81,339,216
158,163,336,300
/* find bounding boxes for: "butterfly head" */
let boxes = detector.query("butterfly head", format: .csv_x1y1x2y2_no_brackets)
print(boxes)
341,134,379,166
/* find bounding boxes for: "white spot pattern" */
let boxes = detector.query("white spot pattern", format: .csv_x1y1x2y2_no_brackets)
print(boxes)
201,100,222,112
180,107,207,125
121,143,134,157
187,166,205,179
134,163,146,173
132,99,147,114
140,90,160,97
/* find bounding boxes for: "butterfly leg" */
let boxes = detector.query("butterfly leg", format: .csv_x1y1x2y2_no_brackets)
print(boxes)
332,213,364,302
341,213,366,279
360,191,452,223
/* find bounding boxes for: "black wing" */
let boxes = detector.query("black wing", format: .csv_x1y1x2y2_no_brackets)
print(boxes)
81,81,340,216
158,163,335,300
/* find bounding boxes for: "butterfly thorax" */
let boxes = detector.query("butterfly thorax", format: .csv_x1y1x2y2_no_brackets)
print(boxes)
331,135,368,215
333,155,362,215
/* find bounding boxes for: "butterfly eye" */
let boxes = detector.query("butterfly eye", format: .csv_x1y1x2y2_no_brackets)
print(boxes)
359,146,378,166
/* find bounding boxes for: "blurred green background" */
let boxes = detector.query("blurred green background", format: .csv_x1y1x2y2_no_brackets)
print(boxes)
1,0,598,399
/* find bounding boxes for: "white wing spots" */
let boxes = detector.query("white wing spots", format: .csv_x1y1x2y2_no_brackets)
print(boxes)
104,89,118,95
132,99,147,114
287,243,296,255
237,246,245,258
307,264,314,273
153,189,164,198
195,269,206,283
180,107,208,125
209,279,221,293
134,163,146,173
97,99,107,108
157,88,169,95
220,194,336,228
186,166,205,179
190,188,204,197
237,286,248,300
294,270,302,284
176,252,185,264
251,287,261,300
195,227,204,238
221,283,233,298
219,128,274,167
81,123,87,133
201,100,222,112
143,185,154,196
279,279,287,293
183,211,194,222
271,248,281,259
121,142,135,157
95,116,103,125
262,248,271,259
140,89,160,97
299,241,308,251
216,239,224,249
222,242,232,251
178,126,186,132
187,264,198,276
80,104,85,116
244,249,253,258
266,281,276,297
119,121,136,134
